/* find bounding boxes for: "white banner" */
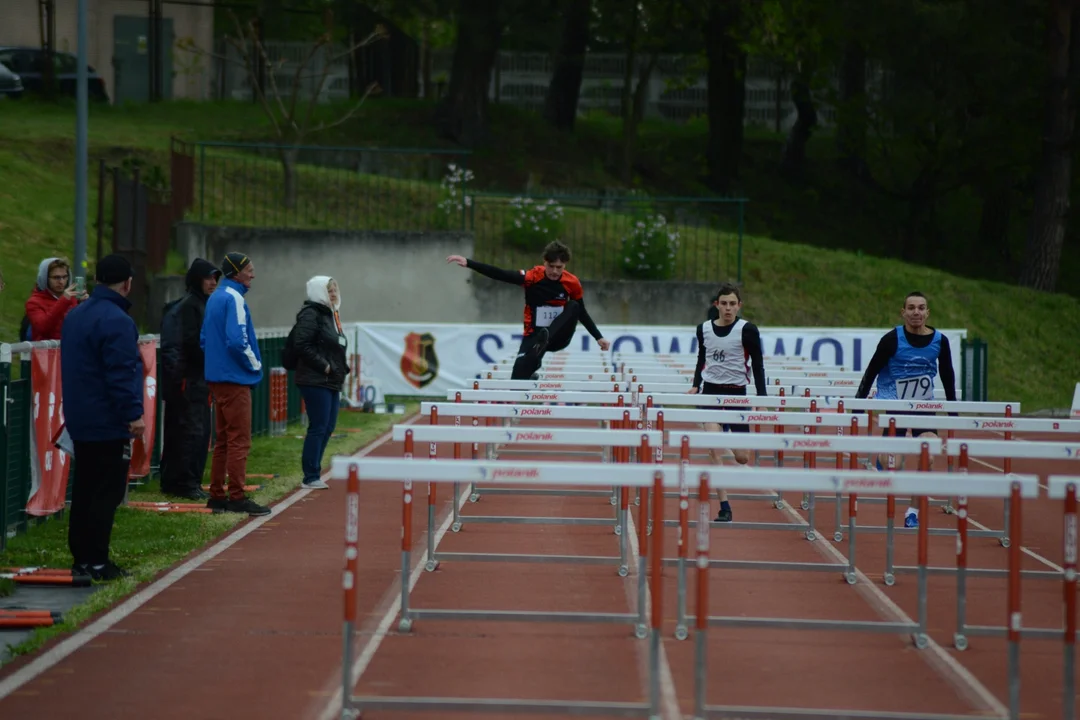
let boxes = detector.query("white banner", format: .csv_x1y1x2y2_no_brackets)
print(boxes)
350,322,967,402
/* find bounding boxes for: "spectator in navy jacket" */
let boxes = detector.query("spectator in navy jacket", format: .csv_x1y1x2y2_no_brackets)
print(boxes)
200,252,269,517
60,254,144,582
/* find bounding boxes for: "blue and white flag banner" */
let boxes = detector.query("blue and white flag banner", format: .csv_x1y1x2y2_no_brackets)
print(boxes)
346,322,967,403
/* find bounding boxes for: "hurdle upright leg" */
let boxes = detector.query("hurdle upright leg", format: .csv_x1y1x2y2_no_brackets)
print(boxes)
693,472,710,720
1063,482,1077,720
398,432,415,633
341,465,361,720
635,483,649,640
648,471,664,720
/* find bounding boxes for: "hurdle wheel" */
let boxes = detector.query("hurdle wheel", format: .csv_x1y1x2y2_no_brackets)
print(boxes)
804,530,816,542
468,493,480,503
424,559,438,572
883,573,896,586
774,500,784,510
844,572,857,585
832,531,843,542
618,565,629,578
912,633,929,650
635,624,648,639
999,537,1011,548
398,618,413,633
451,522,462,533
953,634,968,651
674,625,688,641
800,501,809,510
614,525,622,536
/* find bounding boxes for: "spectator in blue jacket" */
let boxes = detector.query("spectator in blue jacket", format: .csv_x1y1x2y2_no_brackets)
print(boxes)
60,254,144,582
200,252,269,517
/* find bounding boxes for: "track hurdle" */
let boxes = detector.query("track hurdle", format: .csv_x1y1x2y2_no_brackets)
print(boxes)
1047,475,1079,720
390,425,661,577
335,456,668,719
686,467,1039,720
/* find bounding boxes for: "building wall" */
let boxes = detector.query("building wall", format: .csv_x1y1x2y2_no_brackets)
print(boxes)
173,224,719,330
0,0,213,101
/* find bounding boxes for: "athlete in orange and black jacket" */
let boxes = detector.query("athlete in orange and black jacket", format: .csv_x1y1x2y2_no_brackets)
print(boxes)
447,241,611,379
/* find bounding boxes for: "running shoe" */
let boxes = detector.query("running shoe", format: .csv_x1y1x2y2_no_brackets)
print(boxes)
715,508,732,522
904,511,919,528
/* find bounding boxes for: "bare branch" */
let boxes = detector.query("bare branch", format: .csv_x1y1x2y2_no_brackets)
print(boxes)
325,26,389,63
287,34,332,135
312,81,382,133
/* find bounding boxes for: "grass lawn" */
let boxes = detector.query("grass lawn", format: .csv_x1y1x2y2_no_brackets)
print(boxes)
0,403,416,664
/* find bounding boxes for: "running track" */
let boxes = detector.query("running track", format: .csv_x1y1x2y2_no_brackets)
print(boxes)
0,415,1074,719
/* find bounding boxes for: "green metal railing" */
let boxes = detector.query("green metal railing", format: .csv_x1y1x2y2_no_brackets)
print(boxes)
466,193,746,283
960,337,989,402
193,141,473,231
0,330,306,549
181,141,747,283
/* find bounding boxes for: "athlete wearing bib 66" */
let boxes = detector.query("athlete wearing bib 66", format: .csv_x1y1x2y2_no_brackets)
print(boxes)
855,291,957,529
688,283,767,523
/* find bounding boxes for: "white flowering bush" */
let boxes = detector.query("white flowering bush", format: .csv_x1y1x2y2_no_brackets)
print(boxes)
434,163,473,229
503,196,566,251
620,213,680,280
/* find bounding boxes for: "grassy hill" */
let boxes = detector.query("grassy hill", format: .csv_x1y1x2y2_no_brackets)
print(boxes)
0,98,1077,410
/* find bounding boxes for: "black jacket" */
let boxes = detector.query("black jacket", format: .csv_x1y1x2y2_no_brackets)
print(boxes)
293,301,349,391
160,258,217,394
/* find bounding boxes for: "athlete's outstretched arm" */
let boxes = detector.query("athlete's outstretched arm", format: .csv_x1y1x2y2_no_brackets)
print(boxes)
937,335,958,402
578,299,604,340
855,332,898,399
446,255,524,285
743,323,768,395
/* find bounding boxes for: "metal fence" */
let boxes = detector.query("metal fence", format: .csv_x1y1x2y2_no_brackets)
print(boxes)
176,141,747,282
190,141,473,231
467,193,746,283
0,328,317,549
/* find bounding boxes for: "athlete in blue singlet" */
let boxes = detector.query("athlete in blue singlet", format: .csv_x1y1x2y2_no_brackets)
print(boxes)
855,291,957,528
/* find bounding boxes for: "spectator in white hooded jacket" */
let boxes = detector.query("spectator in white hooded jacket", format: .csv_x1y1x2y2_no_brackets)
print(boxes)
291,276,349,490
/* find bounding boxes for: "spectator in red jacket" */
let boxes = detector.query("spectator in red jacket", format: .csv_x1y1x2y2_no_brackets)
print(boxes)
24,257,86,340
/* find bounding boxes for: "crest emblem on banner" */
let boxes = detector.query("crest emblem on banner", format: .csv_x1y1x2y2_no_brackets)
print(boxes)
401,332,439,388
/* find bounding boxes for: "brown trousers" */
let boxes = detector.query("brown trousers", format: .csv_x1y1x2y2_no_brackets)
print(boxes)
208,382,252,501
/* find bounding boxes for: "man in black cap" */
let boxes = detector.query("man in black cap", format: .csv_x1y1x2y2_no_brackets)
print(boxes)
60,254,145,581
201,251,269,516
159,258,221,500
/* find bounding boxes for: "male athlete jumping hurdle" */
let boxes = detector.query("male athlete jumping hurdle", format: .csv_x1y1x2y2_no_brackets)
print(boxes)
446,241,611,380
855,290,958,529
688,283,768,522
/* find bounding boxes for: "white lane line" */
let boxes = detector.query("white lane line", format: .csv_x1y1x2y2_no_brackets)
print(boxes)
777,499,1009,719
625,504,681,720
316,456,469,720
0,417,410,703
964,457,1063,572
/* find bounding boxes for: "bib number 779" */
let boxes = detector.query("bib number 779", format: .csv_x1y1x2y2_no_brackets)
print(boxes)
897,375,933,400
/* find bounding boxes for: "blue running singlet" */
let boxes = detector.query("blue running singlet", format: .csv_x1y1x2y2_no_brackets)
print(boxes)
875,326,942,400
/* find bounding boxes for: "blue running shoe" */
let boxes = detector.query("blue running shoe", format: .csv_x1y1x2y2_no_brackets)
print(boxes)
904,511,919,528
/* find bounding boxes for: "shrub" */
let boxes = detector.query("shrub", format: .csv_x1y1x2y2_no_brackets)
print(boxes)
503,197,565,252
620,213,680,280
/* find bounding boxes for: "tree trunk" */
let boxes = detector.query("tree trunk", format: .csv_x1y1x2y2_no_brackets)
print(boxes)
901,169,938,263
703,0,746,193
435,0,505,146
280,146,299,209
836,39,869,179
977,180,1013,270
621,59,655,184
542,0,591,131
421,18,433,100
1020,0,1080,292
780,70,817,180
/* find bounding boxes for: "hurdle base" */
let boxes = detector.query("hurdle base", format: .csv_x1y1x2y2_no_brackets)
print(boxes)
459,516,614,526
695,616,917,634
699,704,992,720
436,552,621,566
406,608,639,624
467,487,612,498
661,558,846,573
349,696,652,717
661,519,809,532
958,624,1063,640
891,564,1060,580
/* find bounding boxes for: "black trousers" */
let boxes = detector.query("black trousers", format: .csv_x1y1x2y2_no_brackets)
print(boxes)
511,300,580,380
160,381,212,493
69,439,131,567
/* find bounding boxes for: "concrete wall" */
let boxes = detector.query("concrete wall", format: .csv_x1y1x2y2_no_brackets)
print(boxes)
174,224,718,329
0,0,213,101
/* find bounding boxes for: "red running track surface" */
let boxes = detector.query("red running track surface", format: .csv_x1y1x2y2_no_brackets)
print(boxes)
0,415,1073,720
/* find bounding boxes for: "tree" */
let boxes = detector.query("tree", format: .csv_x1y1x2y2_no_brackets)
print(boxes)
542,0,593,131
178,9,387,208
1020,0,1080,292
434,0,507,145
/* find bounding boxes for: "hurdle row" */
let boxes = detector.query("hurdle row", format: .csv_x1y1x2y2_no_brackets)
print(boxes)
439,391,1030,544
395,414,1080,637
334,453,1073,720
470,376,955,398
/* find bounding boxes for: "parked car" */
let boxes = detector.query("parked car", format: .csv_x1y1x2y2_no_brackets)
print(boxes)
0,47,108,102
0,60,23,99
